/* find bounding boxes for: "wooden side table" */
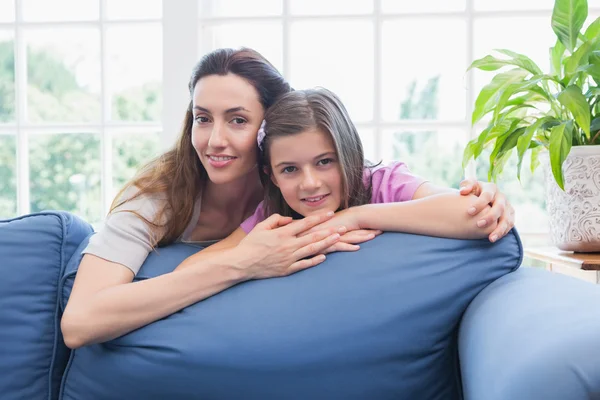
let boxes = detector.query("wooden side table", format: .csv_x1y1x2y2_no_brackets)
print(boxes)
524,247,600,284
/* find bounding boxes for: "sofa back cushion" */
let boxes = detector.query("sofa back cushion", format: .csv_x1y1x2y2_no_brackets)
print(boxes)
0,212,93,400
60,230,522,400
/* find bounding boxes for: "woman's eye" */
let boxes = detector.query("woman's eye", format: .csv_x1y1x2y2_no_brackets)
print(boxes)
282,166,296,174
318,158,334,166
231,117,247,124
194,116,210,123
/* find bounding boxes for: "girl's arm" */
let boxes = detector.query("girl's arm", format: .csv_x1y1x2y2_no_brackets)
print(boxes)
353,192,497,240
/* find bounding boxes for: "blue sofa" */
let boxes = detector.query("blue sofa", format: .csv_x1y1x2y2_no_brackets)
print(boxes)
1,211,600,400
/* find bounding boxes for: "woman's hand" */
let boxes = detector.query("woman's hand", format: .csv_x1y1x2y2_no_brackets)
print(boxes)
320,229,383,254
234,212,346,279
459,178,516,242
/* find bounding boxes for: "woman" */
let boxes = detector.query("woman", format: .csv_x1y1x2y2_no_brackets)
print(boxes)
61,48,515,349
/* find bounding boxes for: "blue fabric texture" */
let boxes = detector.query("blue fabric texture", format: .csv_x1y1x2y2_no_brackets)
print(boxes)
61,230,522,400
0,212,93,400
459,266,600,400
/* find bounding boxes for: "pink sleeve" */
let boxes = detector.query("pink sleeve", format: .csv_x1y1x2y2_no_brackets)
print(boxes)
240,201,267,233
366,162,427,204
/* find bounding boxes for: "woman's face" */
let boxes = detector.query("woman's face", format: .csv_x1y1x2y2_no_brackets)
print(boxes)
191,73,264,185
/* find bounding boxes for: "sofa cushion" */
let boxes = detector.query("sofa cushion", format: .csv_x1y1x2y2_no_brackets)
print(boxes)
60,230,522,400
0,212,93,400
459,267,600,400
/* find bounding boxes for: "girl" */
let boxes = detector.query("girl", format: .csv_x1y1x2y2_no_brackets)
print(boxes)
206,87,498,255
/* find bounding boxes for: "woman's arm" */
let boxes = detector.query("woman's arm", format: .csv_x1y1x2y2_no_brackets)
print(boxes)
61,213,343,349
354,192,497,239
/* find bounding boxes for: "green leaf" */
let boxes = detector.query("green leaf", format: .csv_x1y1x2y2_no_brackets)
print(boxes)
489,127,524,180
495,49,544,75
584,16,600,40
552,0,588,53
462,138,478,169
530,146,542,173
549,121,574,190
551,38,567,78
557,85,591,138
472,69,530,125
516,117,553,181
591,116,600,131
564,38,597,78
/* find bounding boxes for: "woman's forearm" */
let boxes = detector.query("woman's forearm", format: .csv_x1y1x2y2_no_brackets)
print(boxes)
62,249,249,349
355,193,497,239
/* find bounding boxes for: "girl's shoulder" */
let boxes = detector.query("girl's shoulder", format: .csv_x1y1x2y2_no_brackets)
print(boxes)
363,160,426,204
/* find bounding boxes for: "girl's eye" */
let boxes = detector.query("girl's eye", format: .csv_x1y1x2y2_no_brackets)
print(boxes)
317,158,335,166
194,116,210,123
282,166,297,174
231,117,247,124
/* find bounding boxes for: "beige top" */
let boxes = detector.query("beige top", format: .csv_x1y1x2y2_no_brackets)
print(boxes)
82,186,218,275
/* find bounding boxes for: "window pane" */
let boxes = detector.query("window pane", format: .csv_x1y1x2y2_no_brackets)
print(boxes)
382,19,467,122
0,31,14,122
29,133,101,223
106,0,162,20
199,0,282,17
382,0,465,13
108,25,162,122
25,28,101,123
381,129,467,189
0,133,16,218
358,128,376,162
22,0,98,21
475,149,548,233
475,0,600,11
112,132,161,196
290,20,374,122
0,0,14,22
290,0,372,15
199,22,283,72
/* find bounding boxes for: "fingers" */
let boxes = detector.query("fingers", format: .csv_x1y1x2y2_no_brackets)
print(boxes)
295,225,346,249
476,194,506,228
467,188,496,216
294,232,342,260
459,179,476,195
323,242,361,254
283,211,334,236
258,213,293,230
339,229,380,244
488,204,516,243
288,254,327,274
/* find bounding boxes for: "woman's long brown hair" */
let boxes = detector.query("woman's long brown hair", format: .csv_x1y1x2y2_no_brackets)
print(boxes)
110,48,291,247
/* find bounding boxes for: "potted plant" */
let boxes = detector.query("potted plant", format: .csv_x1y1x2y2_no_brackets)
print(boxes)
463,0,600,252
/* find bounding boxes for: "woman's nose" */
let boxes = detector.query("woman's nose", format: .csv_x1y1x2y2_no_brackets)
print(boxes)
208,123,227,148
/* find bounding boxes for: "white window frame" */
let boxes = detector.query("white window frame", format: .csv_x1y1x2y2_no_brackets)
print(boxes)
1,0,163,218
4,0,598,235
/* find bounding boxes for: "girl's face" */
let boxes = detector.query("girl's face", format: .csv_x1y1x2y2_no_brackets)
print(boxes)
269,128,343,217
191,74,264,185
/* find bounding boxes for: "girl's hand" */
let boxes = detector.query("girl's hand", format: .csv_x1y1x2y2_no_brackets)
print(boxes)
459,178,516,242
235,212,346,279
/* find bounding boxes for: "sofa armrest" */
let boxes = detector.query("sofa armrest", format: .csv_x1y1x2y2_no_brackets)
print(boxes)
459,267,600,400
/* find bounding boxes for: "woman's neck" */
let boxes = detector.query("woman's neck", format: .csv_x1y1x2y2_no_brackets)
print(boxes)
202,169,263,215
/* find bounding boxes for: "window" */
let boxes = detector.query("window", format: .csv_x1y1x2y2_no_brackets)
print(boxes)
4,1,598,237
0,0,162,224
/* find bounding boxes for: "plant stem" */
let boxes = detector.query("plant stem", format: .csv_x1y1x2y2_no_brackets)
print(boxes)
591,130,600,145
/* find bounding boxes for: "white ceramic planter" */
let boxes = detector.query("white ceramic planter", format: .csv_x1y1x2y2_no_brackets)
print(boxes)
542,145,600,252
